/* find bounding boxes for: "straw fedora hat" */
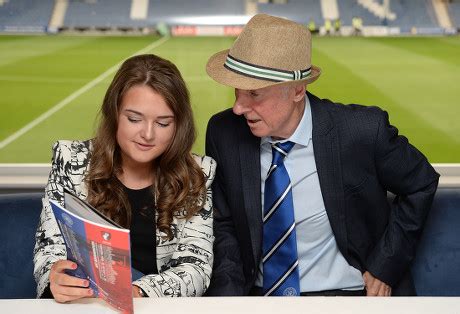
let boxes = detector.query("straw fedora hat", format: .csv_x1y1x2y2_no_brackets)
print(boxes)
206,14,321,90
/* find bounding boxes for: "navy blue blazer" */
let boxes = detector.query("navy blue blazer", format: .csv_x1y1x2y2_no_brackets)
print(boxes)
205,92,439,296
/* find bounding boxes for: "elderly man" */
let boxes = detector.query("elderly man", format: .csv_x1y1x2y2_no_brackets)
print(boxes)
205,14,439,297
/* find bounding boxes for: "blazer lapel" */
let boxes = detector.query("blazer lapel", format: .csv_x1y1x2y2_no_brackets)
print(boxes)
309,93,348,252
237,123,262,265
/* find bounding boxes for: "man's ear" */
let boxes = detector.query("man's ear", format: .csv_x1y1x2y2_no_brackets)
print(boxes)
292,83,307,102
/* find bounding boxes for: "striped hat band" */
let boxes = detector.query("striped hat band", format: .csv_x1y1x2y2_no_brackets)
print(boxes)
224,54,311,83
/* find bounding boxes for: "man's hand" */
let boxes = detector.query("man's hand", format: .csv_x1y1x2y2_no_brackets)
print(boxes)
132,285,144,298
363,271,392,296
49,260,93,303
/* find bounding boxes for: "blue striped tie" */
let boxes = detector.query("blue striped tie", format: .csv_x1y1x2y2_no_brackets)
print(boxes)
263,141,300,296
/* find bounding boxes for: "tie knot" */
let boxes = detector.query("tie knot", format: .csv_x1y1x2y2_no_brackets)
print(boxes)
271,141,295,164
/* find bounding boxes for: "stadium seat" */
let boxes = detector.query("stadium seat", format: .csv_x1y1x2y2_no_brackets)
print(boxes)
0,189,459,298
411,188,460,296
0,193,42,299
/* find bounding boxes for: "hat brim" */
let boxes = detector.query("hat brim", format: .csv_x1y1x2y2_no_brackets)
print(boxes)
206,49,321,90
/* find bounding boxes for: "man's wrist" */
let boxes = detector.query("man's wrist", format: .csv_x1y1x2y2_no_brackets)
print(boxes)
134,285,147,297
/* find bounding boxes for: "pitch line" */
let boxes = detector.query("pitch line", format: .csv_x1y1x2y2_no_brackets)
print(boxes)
0,36,170,150
0,75,90,84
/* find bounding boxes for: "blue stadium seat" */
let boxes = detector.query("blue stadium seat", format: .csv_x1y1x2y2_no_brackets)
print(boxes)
411,188,460,296
0,193,43,299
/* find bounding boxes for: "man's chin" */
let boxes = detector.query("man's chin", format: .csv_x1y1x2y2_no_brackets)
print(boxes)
249,127,268,138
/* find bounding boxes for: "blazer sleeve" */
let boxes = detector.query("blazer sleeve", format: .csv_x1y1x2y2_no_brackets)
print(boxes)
365,109,439,287
132,156,216,297
33,141,70,297
204,117,246,296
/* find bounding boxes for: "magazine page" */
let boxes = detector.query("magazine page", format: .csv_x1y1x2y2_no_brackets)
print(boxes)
64,191,122,228
50,198,133,314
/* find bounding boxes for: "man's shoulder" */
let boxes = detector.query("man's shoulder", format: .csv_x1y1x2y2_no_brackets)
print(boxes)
207,108,247,137
317,97,383,116
312,95,386,124
208,108,240,125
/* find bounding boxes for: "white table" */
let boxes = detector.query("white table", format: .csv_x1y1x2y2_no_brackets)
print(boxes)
1,297,460,314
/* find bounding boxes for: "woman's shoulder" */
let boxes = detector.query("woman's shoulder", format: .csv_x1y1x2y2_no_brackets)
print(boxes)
46,140,92,201
192,154,216,182
52,140,91,156
51,140,92,166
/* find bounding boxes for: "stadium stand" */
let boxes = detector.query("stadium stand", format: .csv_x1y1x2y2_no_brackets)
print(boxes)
63,0,144,29
147,0,246,24
335,0,439,29
1,0,458,34
1,188,459,298
449,0,460,27
62,0,247,29
386,0,438,28
337,0,382,26
258,0,324,25
0,0,54,32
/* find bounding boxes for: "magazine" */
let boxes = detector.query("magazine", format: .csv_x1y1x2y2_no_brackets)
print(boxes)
50,190,133,314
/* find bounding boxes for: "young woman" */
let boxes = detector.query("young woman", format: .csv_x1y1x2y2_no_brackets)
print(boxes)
33,54,216,301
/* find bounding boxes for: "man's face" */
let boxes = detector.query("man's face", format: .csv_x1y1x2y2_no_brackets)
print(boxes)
232,84,305,139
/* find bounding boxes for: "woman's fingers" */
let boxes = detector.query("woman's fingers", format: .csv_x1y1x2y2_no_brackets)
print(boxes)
53,272,89,288
49,260,93,302
53,287,93,303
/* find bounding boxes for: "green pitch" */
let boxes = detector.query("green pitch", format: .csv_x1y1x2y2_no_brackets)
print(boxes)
0,35,459,163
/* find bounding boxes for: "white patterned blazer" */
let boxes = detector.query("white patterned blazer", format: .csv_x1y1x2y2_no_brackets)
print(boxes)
33,140,216,297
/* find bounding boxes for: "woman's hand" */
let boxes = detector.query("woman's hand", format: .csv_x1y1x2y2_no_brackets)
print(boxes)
49,260,93,303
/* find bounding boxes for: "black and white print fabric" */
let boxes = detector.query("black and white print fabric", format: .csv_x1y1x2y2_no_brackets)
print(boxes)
33,140,216,297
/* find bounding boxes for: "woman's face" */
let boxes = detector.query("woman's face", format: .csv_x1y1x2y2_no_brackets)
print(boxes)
116,85,175,168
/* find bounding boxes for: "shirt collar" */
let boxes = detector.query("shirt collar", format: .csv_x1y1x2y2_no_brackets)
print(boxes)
261,94,312,147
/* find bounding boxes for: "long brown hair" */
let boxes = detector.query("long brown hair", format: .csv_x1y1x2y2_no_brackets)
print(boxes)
85,54,205,239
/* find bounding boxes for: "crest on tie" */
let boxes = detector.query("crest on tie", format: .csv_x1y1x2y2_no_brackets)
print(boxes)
283,287,298,296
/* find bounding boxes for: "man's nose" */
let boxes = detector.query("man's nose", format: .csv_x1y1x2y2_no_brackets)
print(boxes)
233,95,250,116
